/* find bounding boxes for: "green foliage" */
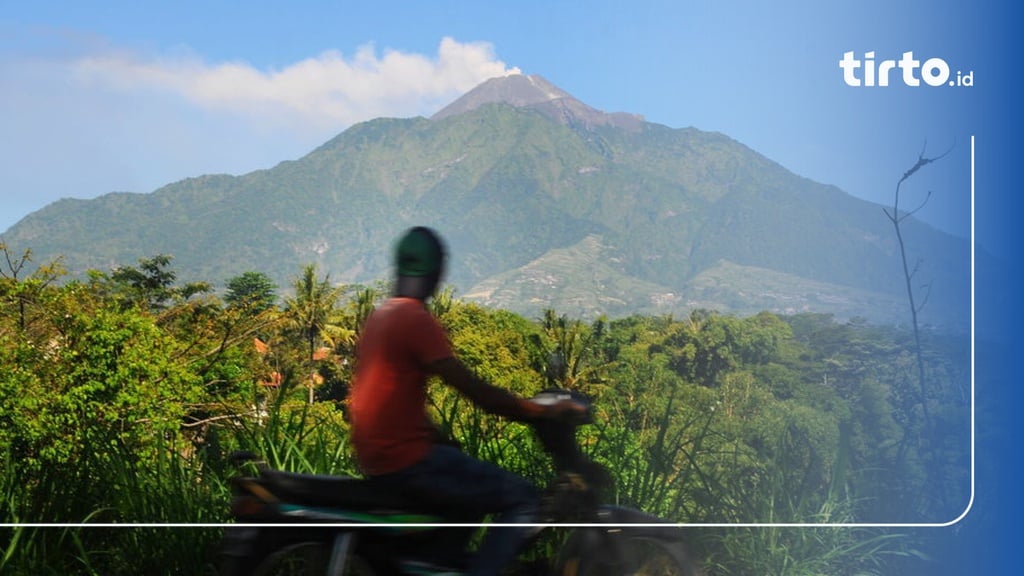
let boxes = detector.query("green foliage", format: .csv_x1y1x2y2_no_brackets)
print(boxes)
281,264,353,404
89,254,212,312
224,270,278,312
0,249,969,575
427,299,549,476
703,524,924,576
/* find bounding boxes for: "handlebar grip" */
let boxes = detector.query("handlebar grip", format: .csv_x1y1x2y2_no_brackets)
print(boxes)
529,389,593,427
531,391,575,406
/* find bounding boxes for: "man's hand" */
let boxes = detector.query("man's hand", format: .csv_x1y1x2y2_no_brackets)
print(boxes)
538,398,590,422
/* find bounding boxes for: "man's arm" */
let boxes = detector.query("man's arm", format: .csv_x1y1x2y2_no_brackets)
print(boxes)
427,357,552,421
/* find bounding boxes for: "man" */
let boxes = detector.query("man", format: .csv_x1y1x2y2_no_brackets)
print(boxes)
348,226,581,576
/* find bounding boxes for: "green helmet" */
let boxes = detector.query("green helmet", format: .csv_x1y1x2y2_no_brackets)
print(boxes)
395,226,446,278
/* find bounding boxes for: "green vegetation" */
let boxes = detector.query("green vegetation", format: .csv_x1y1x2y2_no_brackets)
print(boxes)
0,244,969,575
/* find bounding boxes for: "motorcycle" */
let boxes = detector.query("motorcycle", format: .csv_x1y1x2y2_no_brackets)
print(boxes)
220,390,702,575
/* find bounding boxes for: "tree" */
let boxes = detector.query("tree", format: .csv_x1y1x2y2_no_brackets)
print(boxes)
282,264,351,404
537,309,614,394
0,243,64,333
225,271,278,312
883,143,952,432
93,254,211,312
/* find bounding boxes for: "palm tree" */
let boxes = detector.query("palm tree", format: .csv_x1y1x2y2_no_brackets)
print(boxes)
538,309,614,393
347,284,382,338
282,264,352,403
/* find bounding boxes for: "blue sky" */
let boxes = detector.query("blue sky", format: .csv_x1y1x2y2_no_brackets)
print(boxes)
0,1,1008,250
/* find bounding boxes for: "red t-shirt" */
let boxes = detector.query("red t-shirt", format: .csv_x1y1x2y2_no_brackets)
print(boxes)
349,297,454,475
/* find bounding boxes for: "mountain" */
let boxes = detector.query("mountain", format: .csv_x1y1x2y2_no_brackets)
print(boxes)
1,74,971,330
432,74,644,130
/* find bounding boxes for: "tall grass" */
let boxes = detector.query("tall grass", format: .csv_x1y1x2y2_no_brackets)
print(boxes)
697,497,926,576
1,386,358,574
689,429,926,576
1,439,227,575
701,525,924,576
226,389,358,475
3,374,936,575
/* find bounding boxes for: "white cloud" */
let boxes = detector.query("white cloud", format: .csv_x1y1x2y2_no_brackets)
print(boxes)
70,37,521,129
0,36,521,231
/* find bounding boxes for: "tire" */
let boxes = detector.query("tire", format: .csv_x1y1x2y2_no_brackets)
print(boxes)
253,541,333,576
553,530,703,576
220,528,381,576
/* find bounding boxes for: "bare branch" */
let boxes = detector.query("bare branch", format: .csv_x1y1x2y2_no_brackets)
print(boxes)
910,257,923,281
916,282,932,314
0,243,31,280
888,141,952,433
898,140,954,187
904,190,933,220
181,412,256,428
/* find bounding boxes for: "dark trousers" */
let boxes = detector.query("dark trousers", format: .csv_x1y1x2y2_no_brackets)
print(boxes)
370,444,541,576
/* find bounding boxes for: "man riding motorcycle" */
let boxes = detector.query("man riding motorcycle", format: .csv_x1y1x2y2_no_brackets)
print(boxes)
348,226,584,576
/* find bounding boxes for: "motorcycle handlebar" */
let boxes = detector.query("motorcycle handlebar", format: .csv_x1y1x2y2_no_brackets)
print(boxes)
529,390,592,427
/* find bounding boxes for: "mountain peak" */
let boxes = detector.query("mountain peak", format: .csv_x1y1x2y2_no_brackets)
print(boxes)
432,73,644,130
432,74,571,119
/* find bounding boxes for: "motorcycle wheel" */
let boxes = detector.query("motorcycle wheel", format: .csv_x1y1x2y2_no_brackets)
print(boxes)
553,530,703,576
221,528,380,576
